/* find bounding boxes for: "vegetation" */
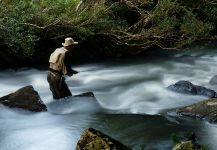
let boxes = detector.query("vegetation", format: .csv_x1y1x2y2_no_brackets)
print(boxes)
0,0,217,66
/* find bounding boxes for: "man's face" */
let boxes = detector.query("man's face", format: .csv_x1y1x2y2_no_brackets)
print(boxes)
66,44,74,51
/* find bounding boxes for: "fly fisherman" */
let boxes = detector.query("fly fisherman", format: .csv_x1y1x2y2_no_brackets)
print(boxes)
47,37,79,99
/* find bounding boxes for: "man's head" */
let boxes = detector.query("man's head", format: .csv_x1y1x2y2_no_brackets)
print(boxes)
62,37,78,51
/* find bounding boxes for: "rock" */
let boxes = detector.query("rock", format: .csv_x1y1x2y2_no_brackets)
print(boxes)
172,133,203,150
73,92,101,107
172,141,194,150
168,80,217,98
76,128,131,150
74,92,95,98
0,85,47,112
209,75,217,85
176,98,217,122
46,92,104,114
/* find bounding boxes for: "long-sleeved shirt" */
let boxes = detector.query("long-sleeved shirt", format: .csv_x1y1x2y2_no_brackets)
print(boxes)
64,50,77,76
49,47,76,76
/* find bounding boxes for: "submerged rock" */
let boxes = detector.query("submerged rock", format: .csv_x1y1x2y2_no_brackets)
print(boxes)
209,75,217,85
76,128,131,150
0,85,47,112
176,98,217,122
45,91,104,114
168,80,217,98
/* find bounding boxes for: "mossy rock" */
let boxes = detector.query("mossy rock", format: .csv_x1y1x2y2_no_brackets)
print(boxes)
172,141,194,150
176,98,217,122
76,128,130,150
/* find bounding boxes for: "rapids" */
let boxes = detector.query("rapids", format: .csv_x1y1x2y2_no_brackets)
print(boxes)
0,49,217,150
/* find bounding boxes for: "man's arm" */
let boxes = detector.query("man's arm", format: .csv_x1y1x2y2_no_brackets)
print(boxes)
64,51,78,76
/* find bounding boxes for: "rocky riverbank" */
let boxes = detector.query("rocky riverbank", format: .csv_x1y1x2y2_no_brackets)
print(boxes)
168,78,217,123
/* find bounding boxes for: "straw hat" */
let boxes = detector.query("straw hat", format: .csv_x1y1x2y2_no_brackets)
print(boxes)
62,37,78,47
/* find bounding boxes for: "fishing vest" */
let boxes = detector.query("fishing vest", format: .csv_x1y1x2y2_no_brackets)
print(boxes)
49,47,68,75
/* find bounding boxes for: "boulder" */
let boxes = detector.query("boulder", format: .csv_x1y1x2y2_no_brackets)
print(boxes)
0,85,47,112
168,80,217,98
209,75,217,85
76,128,131,150
176,98,217,122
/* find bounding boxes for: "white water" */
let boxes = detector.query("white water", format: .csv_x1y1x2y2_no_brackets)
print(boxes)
1,49,217,149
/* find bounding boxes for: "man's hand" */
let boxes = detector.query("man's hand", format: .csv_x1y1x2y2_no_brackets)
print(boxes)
68,72,73,77
68,69,79,76
72,69,79,74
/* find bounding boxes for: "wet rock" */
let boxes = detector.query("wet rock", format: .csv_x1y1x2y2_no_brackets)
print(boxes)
46,92,104,114
209,75,217,85
176,98,217,122
0,85,47,112
73,92,101,107
74,92,95,98
172,141,194,150
168,80,217,98
172,133,203,150
76,128,131,150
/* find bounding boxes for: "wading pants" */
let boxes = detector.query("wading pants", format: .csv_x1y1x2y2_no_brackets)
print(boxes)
47,71,72,99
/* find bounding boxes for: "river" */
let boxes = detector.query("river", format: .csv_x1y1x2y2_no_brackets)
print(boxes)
0,49,217,150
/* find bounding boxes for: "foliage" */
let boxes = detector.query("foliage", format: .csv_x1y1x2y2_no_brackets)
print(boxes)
1,0,217,65
143,0,215,48
0,0,124,59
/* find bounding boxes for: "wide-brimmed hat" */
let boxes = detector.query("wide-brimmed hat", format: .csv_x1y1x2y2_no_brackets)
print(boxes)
62,37,78,47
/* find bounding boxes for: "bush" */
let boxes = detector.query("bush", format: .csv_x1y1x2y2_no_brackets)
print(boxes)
0,0,217,66
0,0,123,60
146,0,215,48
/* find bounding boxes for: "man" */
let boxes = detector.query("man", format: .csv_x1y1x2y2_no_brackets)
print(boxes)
47,37,78,99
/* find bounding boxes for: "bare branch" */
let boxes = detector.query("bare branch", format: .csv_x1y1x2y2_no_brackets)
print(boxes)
20,23,45,29
204,0,217,5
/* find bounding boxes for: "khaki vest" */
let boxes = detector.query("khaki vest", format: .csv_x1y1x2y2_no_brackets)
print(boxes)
49,47,68,75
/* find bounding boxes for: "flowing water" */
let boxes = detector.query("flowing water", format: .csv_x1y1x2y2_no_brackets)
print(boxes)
1,49,217,150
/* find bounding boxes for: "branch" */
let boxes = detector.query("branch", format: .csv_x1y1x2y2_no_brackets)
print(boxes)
204,0,217,5
20,19,61,30
20,23,45,29
155,42,182,50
